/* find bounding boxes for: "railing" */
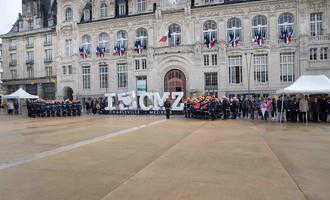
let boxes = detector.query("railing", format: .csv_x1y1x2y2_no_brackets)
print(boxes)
9,61,17,66
310,34,330,41
25,60,34,64
277,38,298,45
44,58,53,63
9,46,16,51
26,43,34,48
44,41,52,46
154,45,194,55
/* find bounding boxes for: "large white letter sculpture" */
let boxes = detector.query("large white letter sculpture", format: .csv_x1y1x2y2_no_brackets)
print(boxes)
104,91,183,111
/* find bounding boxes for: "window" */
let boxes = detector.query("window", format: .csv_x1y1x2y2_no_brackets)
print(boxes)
27,67,34,78
27,37,34,48
65,8,73,21
118,2,126,16
254,55,268,83
278,13,294,38
204,72,218,96
320,47,328,60
204,55,210,66
10,69,17,79
99,33,109,52
205,0,215,4
45,66,52,76
82,66,91,89
227,18,242,44
137,0,146,12
135,59,140,70
136,28,148,49
135,59,146,70
142,59,147,69
229,56,243,84
48,18,54,27
45,49,53,61
99,65,109,89
203,20,217,43
68,65,73,74
82,35,91,55
280,53,295,82
211,54,217,66
118,64,128,88
62,66,67,75
116,31,128,50
84,9,90,22
10,40,16,49
310,13,323,36
45,34,52,44
252,15,267,40
310,48,317,60
10,53,16,64
169,24,181,47
65,39,73,58
100,3,108,18
26,51,34,62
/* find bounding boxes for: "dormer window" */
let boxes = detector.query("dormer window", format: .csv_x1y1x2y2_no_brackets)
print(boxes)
116,0,127,16
119,3,126,16
137,0,146,12
100,3,108,18
84,9,91,22
65,8,73,22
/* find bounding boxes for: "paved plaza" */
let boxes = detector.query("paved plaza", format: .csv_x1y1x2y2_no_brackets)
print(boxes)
0,115,329,200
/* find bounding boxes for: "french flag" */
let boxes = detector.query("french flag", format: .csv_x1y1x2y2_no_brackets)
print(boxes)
159,30,172,43
134,40,142,54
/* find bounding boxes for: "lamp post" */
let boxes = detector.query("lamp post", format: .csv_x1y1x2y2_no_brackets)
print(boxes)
245,52,253,98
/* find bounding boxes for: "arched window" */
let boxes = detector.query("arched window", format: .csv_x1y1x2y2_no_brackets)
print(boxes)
227,18,242,43
203,20,217,42
278,13,294,37
116,30,128,50
169,24,181,47
65,7,73,22
252,15,267,39
100,3,108,18
136,28,148,48
99,33,109,52
82,35,91,55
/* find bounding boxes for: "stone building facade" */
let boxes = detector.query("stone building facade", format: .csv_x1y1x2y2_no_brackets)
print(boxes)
1,0,57,99
1,0,330,101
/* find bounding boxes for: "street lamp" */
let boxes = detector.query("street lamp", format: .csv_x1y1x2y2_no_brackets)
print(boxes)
245,52,253,98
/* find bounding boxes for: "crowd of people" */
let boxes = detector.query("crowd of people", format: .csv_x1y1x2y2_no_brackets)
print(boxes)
184,95,330,123
27,100,82,118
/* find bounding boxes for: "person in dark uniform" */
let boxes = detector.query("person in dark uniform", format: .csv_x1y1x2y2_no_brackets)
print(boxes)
222,97,229,120
164,98,171,119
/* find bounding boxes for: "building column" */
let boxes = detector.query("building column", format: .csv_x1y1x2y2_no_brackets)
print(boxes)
37,83,43,99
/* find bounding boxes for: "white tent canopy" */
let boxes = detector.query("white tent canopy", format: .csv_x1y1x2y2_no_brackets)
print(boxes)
276,75,330,94
4,88,39,99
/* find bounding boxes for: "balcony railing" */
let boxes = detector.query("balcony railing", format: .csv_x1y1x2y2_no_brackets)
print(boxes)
44,41,52,46
44,58,53,63
9,61,17,66
9,46,17,51
26,43,34,48
25,59,34,64
310,34,330,41
277,38,298,45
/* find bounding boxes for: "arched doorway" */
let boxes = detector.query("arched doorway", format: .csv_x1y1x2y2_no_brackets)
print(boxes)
63,87,73,101
164,69,186,96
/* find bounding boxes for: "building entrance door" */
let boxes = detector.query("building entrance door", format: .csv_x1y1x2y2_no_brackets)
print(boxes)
164,69,186,97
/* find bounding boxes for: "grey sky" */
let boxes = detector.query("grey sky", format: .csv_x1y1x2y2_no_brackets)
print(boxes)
0,0,21,35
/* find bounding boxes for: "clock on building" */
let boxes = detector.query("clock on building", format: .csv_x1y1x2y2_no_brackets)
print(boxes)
168,0,179,5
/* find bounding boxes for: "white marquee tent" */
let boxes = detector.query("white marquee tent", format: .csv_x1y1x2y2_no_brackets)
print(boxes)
4,88,39,115
4,88,39,99
276,75,330,95
276,75,330,123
